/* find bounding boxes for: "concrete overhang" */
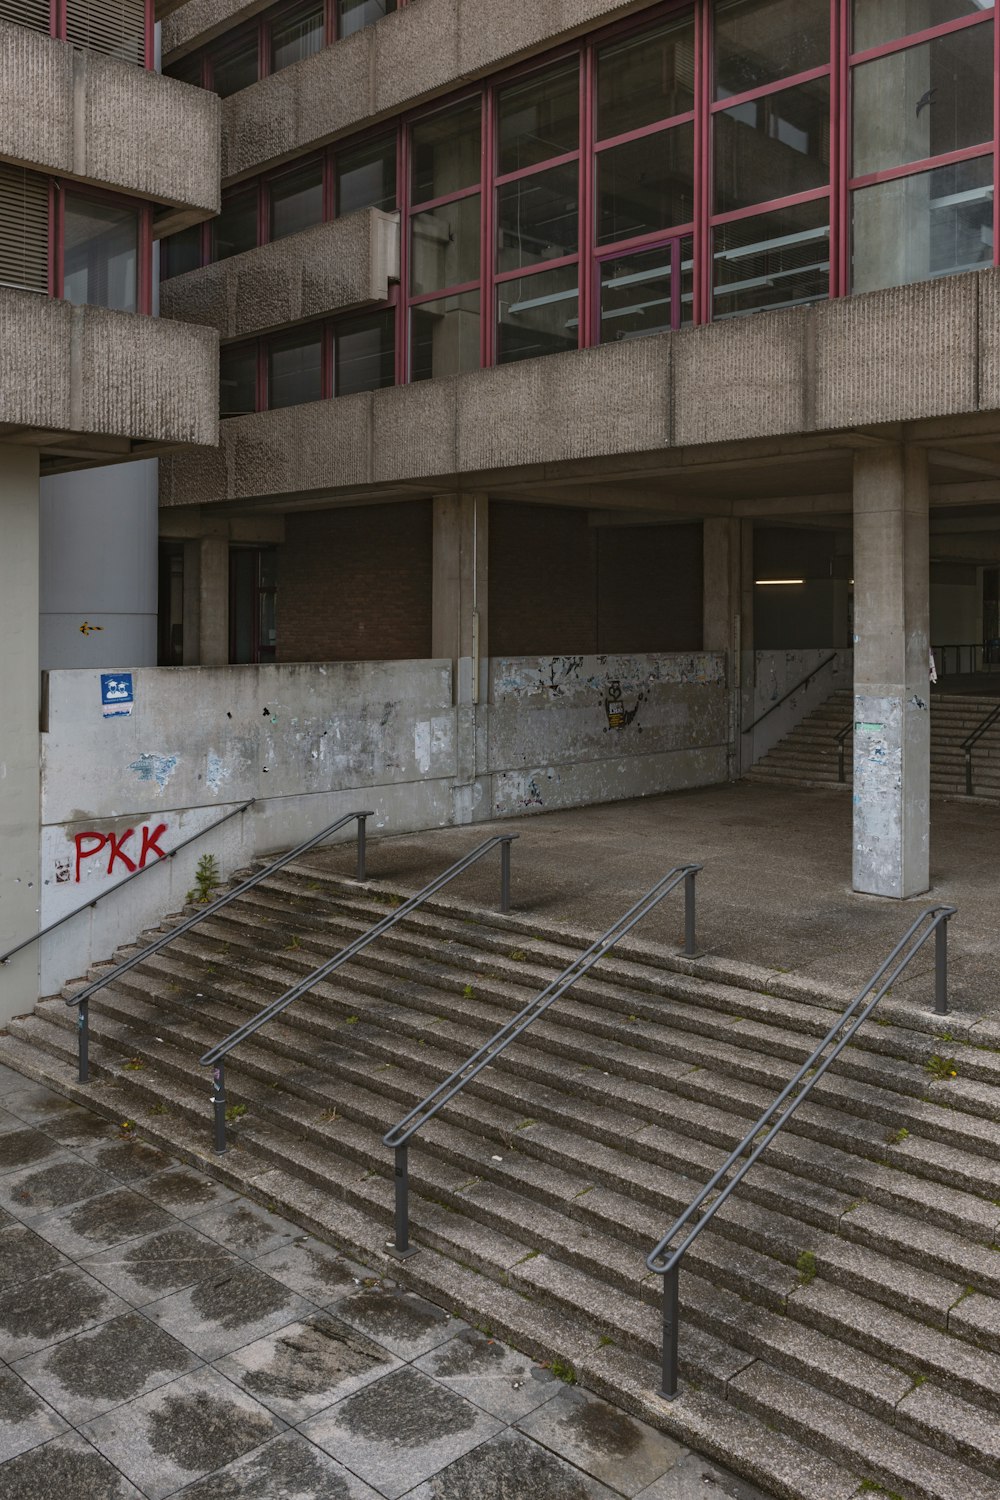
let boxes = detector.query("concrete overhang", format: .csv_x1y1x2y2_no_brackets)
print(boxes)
0,21,220,233
160,269,1000,510
160,208,399,340
1,287,219,469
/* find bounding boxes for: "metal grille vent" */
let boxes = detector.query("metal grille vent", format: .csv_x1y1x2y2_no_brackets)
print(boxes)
0,0,51,35
64,0,145,64
0,164,49,295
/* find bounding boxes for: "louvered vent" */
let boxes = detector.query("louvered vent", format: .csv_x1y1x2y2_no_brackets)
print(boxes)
0,0,51,35
0,164,49,295
65,0,145,64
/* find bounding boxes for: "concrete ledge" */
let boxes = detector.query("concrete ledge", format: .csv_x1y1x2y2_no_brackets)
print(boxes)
0,288,218,448
160,209,399,339
0,22,219,217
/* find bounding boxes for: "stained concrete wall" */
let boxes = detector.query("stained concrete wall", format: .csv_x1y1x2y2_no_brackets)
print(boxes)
0,21,219,213
160,209,399,339
0,289,218,447
742,649,853,769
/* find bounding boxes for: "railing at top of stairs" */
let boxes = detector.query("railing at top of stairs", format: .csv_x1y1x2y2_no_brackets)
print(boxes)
961,702,1000,796
741,653,839,738
835,720,853,782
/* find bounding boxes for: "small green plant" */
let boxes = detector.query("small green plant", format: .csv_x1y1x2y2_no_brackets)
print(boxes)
925,1054,959,1081
149,1103,168,1116
796,1250,817,1286
859,1483,904,1500
462,984,476,1000
122,1056,146,1071
886,1126,910,1146
936,1030,955,1044
225,1103,247,1124
345,1015,359,1025
546,1358,577,1384
187,853,221,905
119,1119,135,1135
320,1107,339,1123
598,1334,615,1348
510,948,527,961
286,934,301,950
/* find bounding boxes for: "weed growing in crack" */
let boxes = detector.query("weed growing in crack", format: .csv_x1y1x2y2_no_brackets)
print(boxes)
925,1054,958,1081
886,1126,910,1146
796,1250,817,1286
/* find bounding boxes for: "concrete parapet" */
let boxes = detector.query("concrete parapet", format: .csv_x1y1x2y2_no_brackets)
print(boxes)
0,21,219,217
160,209,399,339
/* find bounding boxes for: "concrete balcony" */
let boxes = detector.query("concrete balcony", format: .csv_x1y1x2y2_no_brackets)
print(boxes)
160,208,399,340
0,287,218,467
0,21,220,232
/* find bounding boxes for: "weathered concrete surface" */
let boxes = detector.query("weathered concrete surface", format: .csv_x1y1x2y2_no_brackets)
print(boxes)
0,290,218,449
743,650,854,769
160,209,399,340
0,22,219,214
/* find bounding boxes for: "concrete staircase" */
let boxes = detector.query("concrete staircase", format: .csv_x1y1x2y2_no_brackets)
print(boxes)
750,689,1000,799
4,861,1000,1500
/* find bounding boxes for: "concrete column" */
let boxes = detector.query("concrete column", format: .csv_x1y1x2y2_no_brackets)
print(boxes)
852,445,931,898
703,518,742,779
198,534,229,665
0,445,41,1023
433,493,488,822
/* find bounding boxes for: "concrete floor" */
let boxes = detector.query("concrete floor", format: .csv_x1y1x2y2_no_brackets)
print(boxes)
306,781,1000,1018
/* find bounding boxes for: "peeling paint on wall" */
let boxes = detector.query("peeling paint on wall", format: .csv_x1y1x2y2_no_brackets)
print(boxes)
206,752,231,794
128,753,178,793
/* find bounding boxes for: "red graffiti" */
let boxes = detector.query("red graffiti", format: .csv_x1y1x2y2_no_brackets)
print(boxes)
73,822,171,882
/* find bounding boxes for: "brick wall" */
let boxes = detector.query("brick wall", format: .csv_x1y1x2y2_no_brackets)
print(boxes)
597,522,703,653
276,500,433,662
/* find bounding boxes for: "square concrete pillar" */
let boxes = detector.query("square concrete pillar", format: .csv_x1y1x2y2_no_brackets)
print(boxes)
433,493,488,822
852,445,931,897
0,444,41,1023
198,534,229,666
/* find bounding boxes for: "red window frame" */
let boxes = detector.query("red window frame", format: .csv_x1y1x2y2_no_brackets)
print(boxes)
47,0,155,68
51,180,154,315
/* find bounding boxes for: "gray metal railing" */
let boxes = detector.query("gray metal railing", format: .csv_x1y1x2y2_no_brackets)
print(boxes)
835,720,853,782
961,702,1000,795
201,833,518,1154
66,809,372,1085
383,864,702,1260
645,903,956,1401
1,799,256,968
742,653,838,738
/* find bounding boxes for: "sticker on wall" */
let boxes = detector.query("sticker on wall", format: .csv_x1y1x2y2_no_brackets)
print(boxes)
101,673,134,718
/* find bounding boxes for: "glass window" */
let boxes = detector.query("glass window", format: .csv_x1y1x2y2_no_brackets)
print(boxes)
161,224,202,280
165,54,203,86
715,0,829,98
63,194,138,312
338,0,395,37
853,1,993,53
852,23,994,177
230,548,277,664
270,159,323,240
714,77,830,214
268,327,323,407
852,153,994,293
410,195,480,295
337,135,396,215
496,164,578,273
220,343,258,416
334,308,395,394
214,187,258,260
597,123,695,246
497,59,579,175
211,36,258,97
599,239,694,341
411,291,480,380
713,198,830,317
410,100,481,203
271,0,324,72
496,265,578,364
596,15,696,140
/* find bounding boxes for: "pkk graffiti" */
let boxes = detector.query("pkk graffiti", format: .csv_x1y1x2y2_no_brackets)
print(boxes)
73,822,169,882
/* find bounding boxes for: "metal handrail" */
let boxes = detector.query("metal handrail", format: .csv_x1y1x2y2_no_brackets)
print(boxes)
961,702,1000,796
742,653,839,737
645,903,956,1402
835,719,853,782
201,832,518,1154
383,863,702,1260
1,800,256,967
65,809,373,1085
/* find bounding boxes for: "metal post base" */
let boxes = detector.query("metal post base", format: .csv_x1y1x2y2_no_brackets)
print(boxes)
387,1243,420,1261
658,1387,680,1402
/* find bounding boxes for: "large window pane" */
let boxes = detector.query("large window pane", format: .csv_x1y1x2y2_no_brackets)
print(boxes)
496,265,578,364
270,159,323,240
271,0,324,72
597,123,695,246
497,59,579,174
337,135,396,215
161,224,202,280
214,188,258,260
496,164,578,273
410,194,480,295
268,328,322,407
852,154,994,293
63,194,138,312
411,101,481,203
599,239,693,341
212,36,257,97
597,15,695,140
334,308,395,394
853,24,994,177
714,78,830,214
220,343,257,416
411,291,480,380
715,0,829,98
853,1,993,52
339,0,395,37
714,198,829,317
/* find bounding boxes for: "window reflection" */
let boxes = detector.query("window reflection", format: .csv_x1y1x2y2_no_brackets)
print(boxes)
270,159,323,241
63,194,138,312
214,188,258,261
337,135,397,215
715,0,829,98
596,14,695,140
714,78,830,214
220,343,258,416
852,0,994,53
334,309,395,394
497,59,579,174
339,0,395,38
714,199,830,316
268,328,323,407
411,101,481,203
410,196,481,295
411,292,480,380
496,266,578,363
597,124,695,245
272,0,324,71
852,154,994,293
496,164,578,273
599,240,694,340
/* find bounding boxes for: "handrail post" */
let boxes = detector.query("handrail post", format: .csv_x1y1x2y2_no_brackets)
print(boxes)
78,1000,89,1083
356,813,368,881
660,1265,680,1401
965,747,973,798
683,870,697,957
935,916,950,1017
391,1144,418,1259
499,837,512,914
212,1063,227,1154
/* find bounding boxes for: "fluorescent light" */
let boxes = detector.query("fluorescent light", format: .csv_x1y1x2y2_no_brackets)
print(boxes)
755,578,804,585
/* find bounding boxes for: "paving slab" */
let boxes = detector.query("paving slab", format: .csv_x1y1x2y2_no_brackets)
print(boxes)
79,1223,239,1307
404,1425,621,1500
517,1384,683,1498
214,1311,399,1422
252,1235,371,1304
0,1064,31,1097
301,1364,503,1499
172,1430,384,1499
0,1369,67,1464
78,1138,176,1184
0,1128,63,1176
27,1188,176,1258
0,1430,144,1500
0,1156,115,1223
1,1087,88,1125
635,1449,781,1500
0,1266,130,1362
415,1326,562,1423
187,1198,302,1259
0,1109,23,1135
334,1284,461,1360
142,1263,312,1359
133,1164,240,1220
82,1365,283,1500
39,1108,124,1150
0,1223,72,1293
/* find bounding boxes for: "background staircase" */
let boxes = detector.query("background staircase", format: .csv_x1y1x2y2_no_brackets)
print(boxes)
750,689,1000,798
4,858,1000,1500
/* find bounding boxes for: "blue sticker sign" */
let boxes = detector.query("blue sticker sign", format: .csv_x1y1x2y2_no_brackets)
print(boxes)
101,673,134,718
